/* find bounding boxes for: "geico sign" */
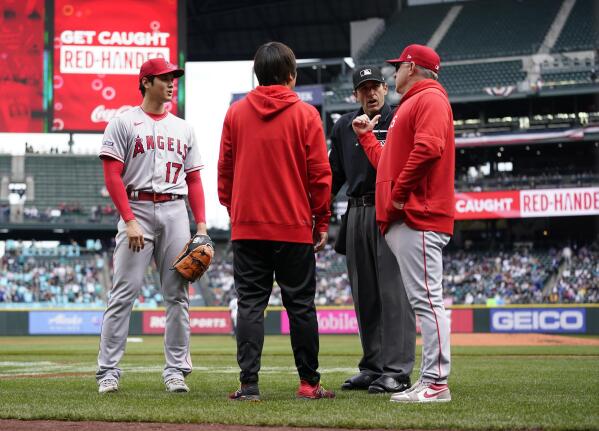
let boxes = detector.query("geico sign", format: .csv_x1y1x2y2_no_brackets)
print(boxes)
492,310,584,332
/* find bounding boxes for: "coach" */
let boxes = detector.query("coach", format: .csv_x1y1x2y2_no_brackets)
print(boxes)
352,44,455,403
329,65,415,394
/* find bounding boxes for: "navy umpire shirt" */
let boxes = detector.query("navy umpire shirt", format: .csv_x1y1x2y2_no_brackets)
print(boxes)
329,103,394,198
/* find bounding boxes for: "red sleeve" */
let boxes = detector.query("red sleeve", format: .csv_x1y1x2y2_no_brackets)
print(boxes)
306,112,332,233
357,131,383,168
186,170,206,224
392,94,449,203
102,158,135,222
217,109,233,216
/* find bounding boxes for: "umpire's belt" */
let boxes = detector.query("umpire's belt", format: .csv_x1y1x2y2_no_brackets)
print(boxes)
129,190,184,202
348,194,375,207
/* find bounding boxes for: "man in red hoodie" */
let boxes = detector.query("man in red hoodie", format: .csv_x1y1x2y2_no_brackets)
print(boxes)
218,41,334,401
352,44,455,403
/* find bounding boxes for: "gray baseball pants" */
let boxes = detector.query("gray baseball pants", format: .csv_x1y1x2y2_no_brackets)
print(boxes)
96,199,192,384
384,221,451,384
346,205,415,381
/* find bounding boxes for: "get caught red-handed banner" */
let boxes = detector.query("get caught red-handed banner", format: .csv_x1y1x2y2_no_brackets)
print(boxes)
53,0,179,132
455,187,599,220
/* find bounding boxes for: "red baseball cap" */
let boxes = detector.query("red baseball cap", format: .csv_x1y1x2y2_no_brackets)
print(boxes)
139,58,184,82
386,44,441,73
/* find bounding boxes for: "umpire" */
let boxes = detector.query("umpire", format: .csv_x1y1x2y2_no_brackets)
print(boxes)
329,65,415,394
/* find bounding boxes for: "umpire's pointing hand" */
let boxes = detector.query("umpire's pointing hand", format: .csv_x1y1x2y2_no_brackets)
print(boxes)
352,114,381,136
126,219,145,252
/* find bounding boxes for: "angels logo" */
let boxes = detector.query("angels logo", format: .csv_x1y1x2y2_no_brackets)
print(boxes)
132,135,144,157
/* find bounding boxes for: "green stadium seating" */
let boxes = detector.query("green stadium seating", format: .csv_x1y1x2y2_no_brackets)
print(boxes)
437,0,562,60
24,155,111,212
552,0,599,52
0,155,11,178
359,3,450,64
541,69,598,88
439,60,526,96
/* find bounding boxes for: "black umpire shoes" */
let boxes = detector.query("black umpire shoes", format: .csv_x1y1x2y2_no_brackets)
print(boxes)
229,383,260,401
368,375,411,394
341,373,379,390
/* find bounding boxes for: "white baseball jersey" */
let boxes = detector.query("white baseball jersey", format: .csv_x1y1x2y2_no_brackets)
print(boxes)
99,106,203,195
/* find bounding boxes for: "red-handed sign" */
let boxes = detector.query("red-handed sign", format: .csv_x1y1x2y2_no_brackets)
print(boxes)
0,0,45,132
143,311,232,334
455,187,599,220
53,0,179,132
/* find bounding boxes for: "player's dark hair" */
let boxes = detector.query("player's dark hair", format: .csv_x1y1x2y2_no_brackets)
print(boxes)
139,76,155,97
253,42,297,86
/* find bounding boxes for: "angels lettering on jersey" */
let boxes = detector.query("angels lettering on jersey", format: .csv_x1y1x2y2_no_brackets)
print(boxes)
132,134,189,160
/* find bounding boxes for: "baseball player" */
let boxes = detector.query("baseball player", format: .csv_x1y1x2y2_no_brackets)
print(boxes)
352,44,455,403
96,57,206,394
329,65,415,394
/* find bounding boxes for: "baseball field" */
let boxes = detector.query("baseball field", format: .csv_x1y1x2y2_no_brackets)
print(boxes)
0,334,598,431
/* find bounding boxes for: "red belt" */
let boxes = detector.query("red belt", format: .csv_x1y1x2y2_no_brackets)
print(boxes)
128,190,184,202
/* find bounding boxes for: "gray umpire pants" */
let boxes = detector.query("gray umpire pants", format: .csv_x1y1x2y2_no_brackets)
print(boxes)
96,199,192,384
385,221,451,384
346,204,416,381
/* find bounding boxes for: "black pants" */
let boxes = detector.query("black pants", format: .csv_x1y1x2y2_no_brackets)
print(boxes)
346,204,416,381
233,240,320,385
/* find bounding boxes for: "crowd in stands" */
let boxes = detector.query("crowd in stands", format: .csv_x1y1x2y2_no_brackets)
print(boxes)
0,247,105,305
548,245,599,303
443,248,559,305
1,242,597,307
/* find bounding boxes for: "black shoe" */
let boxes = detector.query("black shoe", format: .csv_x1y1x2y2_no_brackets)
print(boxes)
368,375,411,394
229,383,260,401
341,373,379,390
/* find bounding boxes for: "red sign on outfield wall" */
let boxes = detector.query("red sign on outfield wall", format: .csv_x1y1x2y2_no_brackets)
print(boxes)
455,187,599,220
53,0,179,131
143,311,232,334
282,308,473,334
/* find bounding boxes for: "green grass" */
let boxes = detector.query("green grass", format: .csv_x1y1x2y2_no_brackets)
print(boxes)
0,335,598,430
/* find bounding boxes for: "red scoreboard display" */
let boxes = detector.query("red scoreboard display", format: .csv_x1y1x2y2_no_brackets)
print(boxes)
53,0,181,132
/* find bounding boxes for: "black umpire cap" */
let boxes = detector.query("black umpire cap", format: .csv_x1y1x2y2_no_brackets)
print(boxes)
352,65,385,90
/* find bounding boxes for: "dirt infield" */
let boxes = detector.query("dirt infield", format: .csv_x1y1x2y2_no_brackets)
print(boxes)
449,333,599,346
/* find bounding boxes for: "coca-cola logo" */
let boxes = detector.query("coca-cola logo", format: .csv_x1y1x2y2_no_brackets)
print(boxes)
91,105,133,123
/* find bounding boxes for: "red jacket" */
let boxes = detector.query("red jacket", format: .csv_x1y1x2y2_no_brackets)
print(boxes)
218,85,332,243
358,79,455,235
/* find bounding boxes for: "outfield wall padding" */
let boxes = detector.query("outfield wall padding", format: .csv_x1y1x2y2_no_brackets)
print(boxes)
0,306,597,335
0,311,28,335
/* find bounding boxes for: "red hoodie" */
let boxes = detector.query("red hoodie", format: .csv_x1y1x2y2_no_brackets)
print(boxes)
218,85,332,243
358,79,455,235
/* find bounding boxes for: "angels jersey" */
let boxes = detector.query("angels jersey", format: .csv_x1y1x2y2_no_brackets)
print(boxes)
99,106,203,195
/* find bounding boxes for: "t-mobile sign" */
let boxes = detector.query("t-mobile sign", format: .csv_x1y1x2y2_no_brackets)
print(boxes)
281,310,359,334
53,0,180,131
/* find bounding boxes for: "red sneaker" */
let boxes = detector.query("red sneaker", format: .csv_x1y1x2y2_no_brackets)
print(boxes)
296,380,335,399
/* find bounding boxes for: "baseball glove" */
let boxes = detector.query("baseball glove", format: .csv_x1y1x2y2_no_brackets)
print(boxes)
171,234,214,282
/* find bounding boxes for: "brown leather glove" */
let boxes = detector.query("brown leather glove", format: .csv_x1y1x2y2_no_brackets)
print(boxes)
171,234,214,282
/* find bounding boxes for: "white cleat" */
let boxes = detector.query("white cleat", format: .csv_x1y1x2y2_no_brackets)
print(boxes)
98,378,119,394
390,380,451,403
165,377,189,393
